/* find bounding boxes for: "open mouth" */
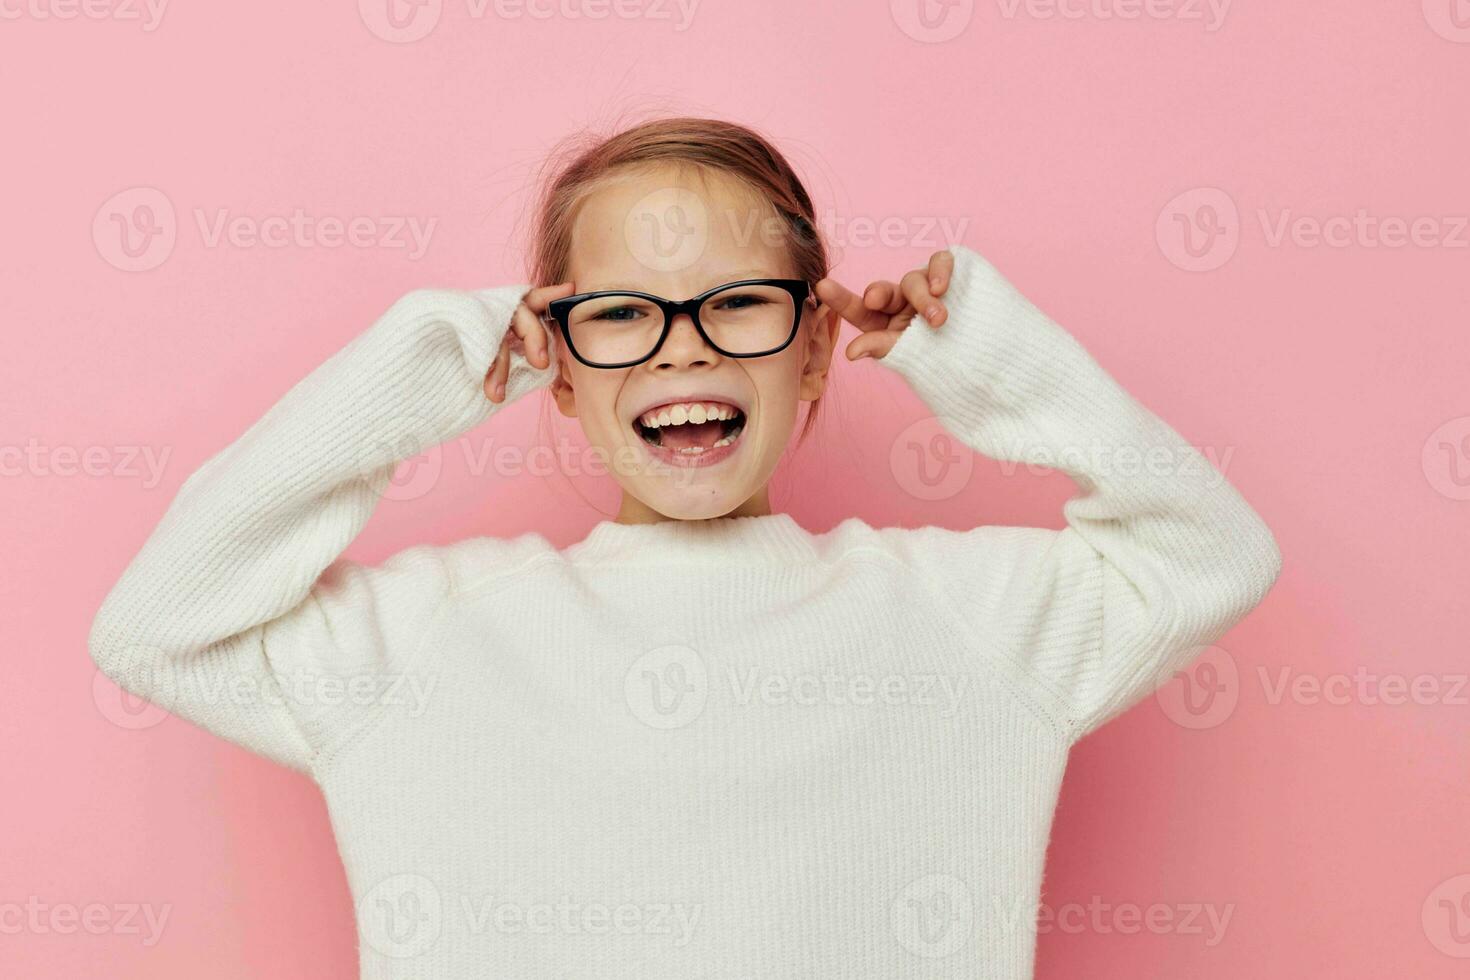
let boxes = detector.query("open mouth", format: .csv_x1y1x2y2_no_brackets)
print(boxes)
633,401,747,456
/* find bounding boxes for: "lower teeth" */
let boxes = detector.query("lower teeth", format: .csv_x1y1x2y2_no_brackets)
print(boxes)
682,434,740,455
660,424,743,454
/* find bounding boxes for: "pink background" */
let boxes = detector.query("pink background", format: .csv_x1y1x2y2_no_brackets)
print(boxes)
4,1,1469,976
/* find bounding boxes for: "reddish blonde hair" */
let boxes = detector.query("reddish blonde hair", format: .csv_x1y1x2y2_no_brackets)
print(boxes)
519,115,832,446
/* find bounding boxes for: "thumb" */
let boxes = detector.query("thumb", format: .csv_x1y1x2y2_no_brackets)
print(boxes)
845,331,900,362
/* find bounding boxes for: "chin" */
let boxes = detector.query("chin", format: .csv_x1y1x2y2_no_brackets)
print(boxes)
611,426,768,520
637,487,748,522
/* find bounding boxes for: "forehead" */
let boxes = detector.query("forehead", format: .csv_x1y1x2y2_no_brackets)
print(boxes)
566,163,796,294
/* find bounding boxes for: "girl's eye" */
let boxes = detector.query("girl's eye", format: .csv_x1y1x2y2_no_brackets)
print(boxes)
594,306,643,322
716,294,769,310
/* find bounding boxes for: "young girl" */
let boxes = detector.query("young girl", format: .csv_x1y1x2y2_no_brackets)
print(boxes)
89,117,1281,979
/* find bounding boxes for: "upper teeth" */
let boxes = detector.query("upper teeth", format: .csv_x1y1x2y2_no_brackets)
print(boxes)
638,402,741,429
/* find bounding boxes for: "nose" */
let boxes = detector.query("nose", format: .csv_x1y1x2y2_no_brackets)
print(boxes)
649,312,719,370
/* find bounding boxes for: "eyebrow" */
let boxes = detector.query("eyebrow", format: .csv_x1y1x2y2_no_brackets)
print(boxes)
578,268,791,295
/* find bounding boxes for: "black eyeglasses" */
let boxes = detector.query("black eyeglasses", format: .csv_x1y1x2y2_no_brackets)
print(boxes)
544,278,815,369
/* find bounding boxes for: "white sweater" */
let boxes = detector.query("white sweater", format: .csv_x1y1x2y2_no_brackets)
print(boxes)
88,244,1281,979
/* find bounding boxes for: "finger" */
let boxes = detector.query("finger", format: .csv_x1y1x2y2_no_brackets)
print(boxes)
484,334,511,402
815,277,891,334
863,280,909,316
901,268,946,326
520,280,576,315
927,250,954,296
509,301,551,370
844,330,901,362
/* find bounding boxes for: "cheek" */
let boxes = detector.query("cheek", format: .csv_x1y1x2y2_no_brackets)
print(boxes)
747,357,805,428
584,382,628,443
562,363,625,441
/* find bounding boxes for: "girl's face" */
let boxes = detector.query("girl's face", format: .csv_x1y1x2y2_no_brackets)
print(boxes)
549,164,839,523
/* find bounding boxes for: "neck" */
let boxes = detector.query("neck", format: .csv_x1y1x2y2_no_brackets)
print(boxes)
615,485,773,525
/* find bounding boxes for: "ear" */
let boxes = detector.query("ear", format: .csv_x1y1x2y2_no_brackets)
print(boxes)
549,347,579,419
798,301,841,403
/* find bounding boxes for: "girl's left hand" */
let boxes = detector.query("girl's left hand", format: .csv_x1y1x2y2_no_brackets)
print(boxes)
815,249,955,362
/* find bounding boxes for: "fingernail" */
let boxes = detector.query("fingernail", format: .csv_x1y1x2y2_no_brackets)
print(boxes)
926,306,943,321
930,277,942,290
495,381,506,399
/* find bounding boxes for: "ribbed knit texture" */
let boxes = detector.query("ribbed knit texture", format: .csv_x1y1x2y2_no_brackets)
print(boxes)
88,245,1281,979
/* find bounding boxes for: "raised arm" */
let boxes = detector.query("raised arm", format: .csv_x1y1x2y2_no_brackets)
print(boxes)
870,245,1281,741
87,284,557,775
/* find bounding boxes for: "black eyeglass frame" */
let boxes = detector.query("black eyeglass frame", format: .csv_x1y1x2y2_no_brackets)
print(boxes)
543,278,816,370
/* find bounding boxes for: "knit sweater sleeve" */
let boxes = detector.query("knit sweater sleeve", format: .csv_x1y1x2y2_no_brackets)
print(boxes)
87,284,556,775
874,244,1282,742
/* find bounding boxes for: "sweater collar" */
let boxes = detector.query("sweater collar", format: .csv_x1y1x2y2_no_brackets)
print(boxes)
563,511,819,566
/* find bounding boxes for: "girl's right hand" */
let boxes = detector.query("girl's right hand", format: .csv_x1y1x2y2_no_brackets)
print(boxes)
485,281,576,403
815,249,955,363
